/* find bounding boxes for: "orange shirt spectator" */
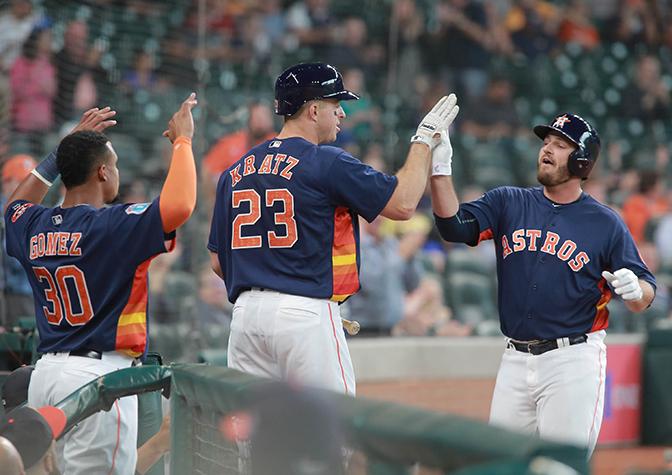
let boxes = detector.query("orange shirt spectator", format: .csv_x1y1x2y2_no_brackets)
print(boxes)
202,103,276,178
621,170,669,243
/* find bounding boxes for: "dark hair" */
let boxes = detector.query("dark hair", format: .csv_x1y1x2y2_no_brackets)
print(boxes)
57,131,111,188
21,28,42,60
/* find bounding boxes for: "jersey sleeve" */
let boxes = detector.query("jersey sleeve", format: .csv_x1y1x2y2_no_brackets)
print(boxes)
460,187,507,239
608,219,657,292
105,197,171,263
4,200,42,259
324,151,398,223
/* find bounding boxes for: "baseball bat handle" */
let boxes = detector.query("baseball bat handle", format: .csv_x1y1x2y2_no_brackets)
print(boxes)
341,317,360,336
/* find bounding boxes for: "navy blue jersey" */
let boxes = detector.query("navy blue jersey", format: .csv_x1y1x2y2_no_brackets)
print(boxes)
4,198,171,356
462,186,656,340
208,137,398,303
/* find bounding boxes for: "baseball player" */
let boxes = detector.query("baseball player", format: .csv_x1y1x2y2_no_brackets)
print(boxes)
430,113,656,455
208,62,459,395
3,94,198,474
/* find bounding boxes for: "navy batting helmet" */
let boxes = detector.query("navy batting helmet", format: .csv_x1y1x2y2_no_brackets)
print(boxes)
274,62,359,117
533,113,601,179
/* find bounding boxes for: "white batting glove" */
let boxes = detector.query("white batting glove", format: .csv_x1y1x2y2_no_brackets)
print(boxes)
411,94,459,149
432,129,454,176
602,268,643,301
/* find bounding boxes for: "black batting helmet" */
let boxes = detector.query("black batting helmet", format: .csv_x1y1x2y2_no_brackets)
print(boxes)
534,113,601,179
274,62,359,117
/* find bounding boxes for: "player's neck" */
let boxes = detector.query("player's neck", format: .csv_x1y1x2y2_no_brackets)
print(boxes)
542,181,583,204
276,121,319,145
61,185,105,209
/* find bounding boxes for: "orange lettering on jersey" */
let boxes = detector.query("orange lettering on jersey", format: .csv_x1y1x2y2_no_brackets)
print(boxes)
69,233,82,256
541,231,560,255
271,154,286,175
46,233,58,256
512,228,525,252
30,236,37,260
569,251,590,271
57,232,70,256
557,239,577,261
502,235,513,259
258,154,274,174
37,234,45,257
242,155,256,176
280,156,299,180
526,229,542,251
230,164,243,187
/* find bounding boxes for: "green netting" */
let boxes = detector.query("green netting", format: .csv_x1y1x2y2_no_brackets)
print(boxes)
170,364,590,475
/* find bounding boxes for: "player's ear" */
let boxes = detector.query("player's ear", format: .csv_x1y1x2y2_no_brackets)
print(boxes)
97,163,108,182
308,101,320,122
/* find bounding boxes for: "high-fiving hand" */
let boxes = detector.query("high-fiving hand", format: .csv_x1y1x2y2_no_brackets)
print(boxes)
602,268,643,301
163,92,198,143
411,93,459,150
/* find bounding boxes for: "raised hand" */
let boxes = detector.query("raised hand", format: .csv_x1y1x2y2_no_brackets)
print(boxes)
71,106,118,134
411,93,459,149
163,92,198,143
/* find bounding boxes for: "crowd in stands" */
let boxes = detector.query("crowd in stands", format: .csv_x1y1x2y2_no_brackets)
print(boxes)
1,0,672,358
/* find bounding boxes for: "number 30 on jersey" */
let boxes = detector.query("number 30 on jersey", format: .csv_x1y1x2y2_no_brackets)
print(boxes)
232,188,298,249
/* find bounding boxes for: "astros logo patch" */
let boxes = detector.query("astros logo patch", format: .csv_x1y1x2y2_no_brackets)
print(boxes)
11,203,34,223
125,203,150,215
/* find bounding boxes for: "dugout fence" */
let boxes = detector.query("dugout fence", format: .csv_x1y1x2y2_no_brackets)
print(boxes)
44,363,589,474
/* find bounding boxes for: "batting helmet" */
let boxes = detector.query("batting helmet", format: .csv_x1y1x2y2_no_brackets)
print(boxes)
533,113,601,179
274,62,359,117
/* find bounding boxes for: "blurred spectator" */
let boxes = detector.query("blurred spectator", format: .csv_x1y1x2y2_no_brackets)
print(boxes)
621,170,669,244
557,0,600,50
1,154,36,327
431,0,497,99
0,436,23,475
339,68,382,147
346,216,419,335
602,0,658,46
0,0,37,144
202,102,276,207
53,21,101,125
10,26,56,155
197,265,232,327
505,0,560,59
285,0,335,56
388,0,425,94
621,54,671,123
461,76,522,141
148,242,184,324
326,17,384,79
121,50,159,93
0,0,37,72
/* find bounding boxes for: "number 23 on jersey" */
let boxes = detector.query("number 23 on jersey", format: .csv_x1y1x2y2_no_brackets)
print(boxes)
232,188,298,249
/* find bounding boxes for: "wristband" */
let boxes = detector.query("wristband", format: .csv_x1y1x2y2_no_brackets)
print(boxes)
32,150,59,186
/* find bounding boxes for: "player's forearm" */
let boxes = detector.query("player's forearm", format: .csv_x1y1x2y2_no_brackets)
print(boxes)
5,149,59,210
624,280,655,313
159,136,197,233
430,175,460,217
380,143,431,220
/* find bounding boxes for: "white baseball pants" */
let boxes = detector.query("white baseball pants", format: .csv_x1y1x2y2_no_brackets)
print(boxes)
489,330,607,457
28,351,138,475
227,289,356,395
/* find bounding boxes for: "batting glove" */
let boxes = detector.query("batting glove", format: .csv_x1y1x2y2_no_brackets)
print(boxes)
411,94,459,149
602,268,643,301
431,129,455,176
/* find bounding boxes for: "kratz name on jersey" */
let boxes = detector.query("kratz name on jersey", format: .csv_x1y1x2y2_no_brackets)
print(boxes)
501,228,590,271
